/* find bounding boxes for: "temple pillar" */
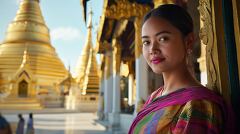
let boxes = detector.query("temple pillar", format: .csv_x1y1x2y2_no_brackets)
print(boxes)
109,38,121,130
97,55,105,120
134,17,148,114
128,73,134,106
112,38,121,114
104,50,113,120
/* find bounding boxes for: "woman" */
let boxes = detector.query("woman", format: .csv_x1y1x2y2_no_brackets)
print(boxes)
16,114,24,134
129,4,234,134
26,113,34,134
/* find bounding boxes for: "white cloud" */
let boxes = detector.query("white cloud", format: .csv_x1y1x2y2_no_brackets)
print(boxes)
50,27,82,41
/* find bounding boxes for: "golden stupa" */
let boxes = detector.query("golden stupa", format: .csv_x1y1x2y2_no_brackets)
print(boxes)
76,10,99,95
0,0,68,109
76,10,99,94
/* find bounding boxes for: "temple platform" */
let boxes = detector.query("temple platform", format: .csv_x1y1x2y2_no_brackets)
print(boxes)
0,97,42,110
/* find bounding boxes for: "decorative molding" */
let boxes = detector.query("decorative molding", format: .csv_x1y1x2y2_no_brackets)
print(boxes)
199,0,218,90
134,17,143,58
105,0,151,19
153,0,175,7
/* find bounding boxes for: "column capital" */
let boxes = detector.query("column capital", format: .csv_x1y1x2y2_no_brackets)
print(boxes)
112,38,122,75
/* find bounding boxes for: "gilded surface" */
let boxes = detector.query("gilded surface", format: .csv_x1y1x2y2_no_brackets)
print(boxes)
82,48,100,94
105,0,151,19
0,0,67,109
98,0,150,58
199,0,217,90
134,17,143,58
105,51,113,79
232,0,240,77
153,0,175,7
76,10,99,95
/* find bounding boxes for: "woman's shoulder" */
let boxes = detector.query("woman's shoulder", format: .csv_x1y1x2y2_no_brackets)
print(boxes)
180,98,224,125
184,98,223,112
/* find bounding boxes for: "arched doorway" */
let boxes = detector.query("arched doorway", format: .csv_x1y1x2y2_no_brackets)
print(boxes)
18,80,28,97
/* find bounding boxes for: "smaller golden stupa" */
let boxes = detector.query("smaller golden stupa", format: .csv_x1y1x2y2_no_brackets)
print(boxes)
75,10,99,111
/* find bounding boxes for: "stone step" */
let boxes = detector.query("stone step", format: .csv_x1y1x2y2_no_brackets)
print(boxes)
0,98,42,110
0,103,42,110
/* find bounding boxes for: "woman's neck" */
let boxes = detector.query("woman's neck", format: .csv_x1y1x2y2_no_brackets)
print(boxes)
162,65,201,95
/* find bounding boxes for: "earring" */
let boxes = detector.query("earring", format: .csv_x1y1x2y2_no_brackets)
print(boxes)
187,49,192,55
186,49,192,66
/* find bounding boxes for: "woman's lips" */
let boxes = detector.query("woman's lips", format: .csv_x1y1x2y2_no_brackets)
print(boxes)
151,57,165,64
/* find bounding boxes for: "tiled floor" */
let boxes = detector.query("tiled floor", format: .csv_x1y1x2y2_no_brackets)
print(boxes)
3,113,110,134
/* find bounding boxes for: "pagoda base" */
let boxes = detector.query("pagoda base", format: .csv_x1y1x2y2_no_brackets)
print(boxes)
0,97,42,110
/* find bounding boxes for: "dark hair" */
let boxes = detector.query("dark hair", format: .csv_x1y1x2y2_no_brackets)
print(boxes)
142,4,193,36
29,113,33,118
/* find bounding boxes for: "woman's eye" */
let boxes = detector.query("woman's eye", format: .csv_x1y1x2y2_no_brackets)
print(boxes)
142,41,150,46
159,37,168,42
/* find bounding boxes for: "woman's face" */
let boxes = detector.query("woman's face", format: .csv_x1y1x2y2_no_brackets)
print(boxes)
142,16,191,74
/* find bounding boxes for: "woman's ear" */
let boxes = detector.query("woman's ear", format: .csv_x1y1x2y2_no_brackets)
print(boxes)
184,32,195,49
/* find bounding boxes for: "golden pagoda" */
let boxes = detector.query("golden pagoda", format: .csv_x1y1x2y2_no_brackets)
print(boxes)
75,10,99,93
75,10,99,111
59,66,78,110
82,48,99,95
0,0,68,109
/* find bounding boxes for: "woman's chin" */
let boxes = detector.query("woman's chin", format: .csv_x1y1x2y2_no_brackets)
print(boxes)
151,68,164,74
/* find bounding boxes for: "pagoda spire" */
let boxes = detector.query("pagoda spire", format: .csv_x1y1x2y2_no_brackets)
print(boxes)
3,0,50,44
86,8,93,48
75,9,94,84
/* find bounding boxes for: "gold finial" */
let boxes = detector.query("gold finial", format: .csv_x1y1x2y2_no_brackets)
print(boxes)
87,8,93,29
22,0,40,3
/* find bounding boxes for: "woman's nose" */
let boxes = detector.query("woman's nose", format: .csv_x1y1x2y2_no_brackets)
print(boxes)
150,41,160,54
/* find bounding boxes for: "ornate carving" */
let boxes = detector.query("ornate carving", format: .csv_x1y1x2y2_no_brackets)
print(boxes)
232,0,240,76
153,0,175,7
198,0,217,90
134,17,143,58
105,0,151,19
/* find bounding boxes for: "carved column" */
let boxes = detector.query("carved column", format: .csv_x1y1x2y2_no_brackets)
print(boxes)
232,0,240,77
134,17,142,59
198,0,230,100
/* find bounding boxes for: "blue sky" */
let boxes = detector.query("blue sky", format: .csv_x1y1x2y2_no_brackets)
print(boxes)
0,0,103,76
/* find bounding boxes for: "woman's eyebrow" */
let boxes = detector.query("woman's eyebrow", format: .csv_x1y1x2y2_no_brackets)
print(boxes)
142,31,171,39
155,31,171,36
142,35,149,39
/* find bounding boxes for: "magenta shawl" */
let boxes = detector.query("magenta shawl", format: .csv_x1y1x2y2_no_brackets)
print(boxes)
128,87,235,134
